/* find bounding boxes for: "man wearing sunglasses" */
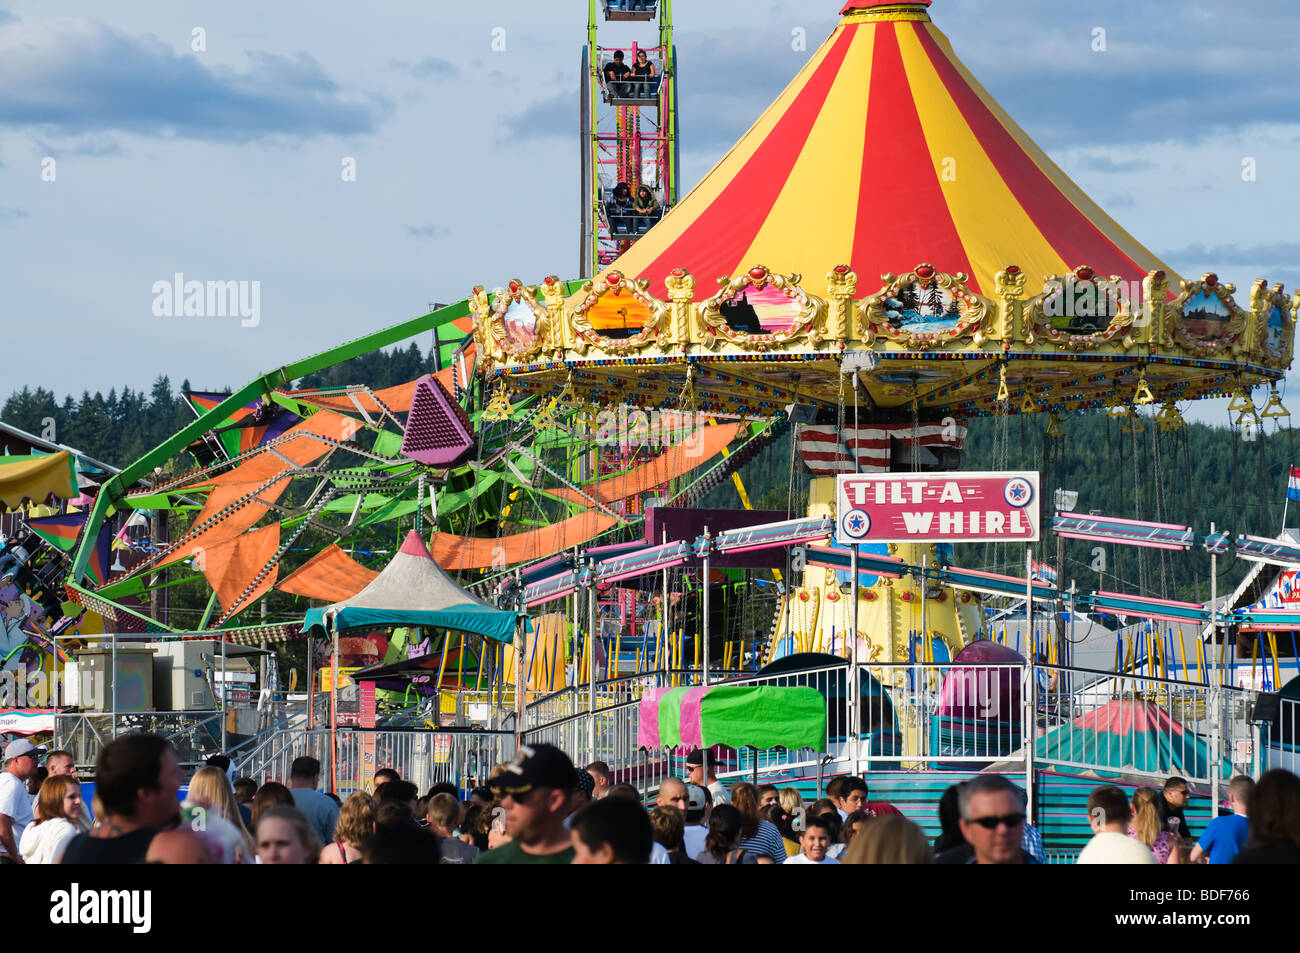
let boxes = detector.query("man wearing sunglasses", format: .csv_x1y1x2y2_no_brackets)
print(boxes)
950,775,1038,864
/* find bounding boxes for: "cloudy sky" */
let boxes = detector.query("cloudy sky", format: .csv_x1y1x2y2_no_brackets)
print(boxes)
1,0,1297,425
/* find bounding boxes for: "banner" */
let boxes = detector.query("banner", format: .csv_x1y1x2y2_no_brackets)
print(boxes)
0,708,55,735
835,471,1039,544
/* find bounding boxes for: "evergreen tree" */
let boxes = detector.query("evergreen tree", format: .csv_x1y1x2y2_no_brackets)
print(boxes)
922,280,944,318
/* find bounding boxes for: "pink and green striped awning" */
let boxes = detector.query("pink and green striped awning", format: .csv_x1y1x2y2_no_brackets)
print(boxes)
637,684,826,751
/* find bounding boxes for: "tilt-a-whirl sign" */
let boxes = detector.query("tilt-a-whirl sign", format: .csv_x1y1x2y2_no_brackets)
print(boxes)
835,471,1040,544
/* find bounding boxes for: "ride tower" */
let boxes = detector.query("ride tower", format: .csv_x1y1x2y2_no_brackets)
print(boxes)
580,0,679,280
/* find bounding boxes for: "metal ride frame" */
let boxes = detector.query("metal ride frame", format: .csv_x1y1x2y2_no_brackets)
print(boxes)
63,285,590,619
581,0,678,276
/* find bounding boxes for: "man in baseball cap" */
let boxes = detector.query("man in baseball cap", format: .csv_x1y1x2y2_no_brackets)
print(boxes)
475,744,577,864
685,748,730,805
682,782,712,859
1,739,46,863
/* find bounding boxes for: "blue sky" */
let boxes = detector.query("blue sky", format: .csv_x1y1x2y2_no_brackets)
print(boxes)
1,0,1297,428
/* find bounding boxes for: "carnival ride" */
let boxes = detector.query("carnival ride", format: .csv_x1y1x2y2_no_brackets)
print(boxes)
0,1,1297,817
582,0,678,275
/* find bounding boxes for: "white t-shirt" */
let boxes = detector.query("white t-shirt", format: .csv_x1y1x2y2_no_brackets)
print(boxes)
0,771,35,857
650,842,670,865
708,781,730,805
784,852,840,864
1077,831,1157,865
683,824,707,859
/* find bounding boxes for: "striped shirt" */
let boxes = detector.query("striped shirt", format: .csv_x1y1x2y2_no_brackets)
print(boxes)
737,819,788,861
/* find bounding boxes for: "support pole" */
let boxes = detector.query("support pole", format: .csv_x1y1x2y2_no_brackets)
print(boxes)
702,528,711,688
331,623,339,794
1068,581,1077,671
662,531,670,681
110,632,117,741
1210,521,1218,686
307,634,315,730
850,543,860,774
587,565,597,765
220,630,228,756
514,614,526,746
1025,547,1035,825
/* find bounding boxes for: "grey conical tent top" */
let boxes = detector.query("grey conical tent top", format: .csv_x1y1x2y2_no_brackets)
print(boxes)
316,531,516,642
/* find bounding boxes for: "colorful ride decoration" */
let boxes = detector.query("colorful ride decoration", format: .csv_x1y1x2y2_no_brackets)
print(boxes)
475,262,1294,420
637,683,826,752
756,651,901,757
303,532,517,644
775,477,977,669
0,452,78,507
475,0,1294,420
55,0,1299,679
1034,698,1230,781
931,639,1025,765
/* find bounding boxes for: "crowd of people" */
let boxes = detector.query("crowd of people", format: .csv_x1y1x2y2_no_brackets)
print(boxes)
2,733,1299,864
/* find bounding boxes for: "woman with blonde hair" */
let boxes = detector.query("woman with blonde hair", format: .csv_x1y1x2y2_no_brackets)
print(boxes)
19,775,85,864
184,765,255,863
778,787,802,817
321,792,375,864
841,815,932,864
1129,786,1180,864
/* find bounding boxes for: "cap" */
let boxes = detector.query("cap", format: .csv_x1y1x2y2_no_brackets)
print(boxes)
685,748,721,767
489,744,576,797
574,769,595,796
3,739,46,762
686,783,711,816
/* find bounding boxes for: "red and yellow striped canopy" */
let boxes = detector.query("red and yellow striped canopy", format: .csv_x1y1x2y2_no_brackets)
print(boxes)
603,1,1176,299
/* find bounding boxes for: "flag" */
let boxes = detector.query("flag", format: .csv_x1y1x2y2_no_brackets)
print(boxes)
84,524,115,587
25,512,86,552
1288,467,1300,501
1030,560,1058,585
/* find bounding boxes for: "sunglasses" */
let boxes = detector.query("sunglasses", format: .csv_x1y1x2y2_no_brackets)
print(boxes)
968,812,1026,830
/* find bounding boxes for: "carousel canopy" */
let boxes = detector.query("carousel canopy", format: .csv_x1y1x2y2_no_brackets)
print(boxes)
600,0,1175,300
477,0,1292,422
303,530,517,642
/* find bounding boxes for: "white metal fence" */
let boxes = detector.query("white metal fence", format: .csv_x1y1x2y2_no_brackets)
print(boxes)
519,660,1260,792
234,728,516,795
1264,695,1300,774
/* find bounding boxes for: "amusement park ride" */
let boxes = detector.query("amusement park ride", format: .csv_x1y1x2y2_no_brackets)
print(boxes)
4,0,1300,832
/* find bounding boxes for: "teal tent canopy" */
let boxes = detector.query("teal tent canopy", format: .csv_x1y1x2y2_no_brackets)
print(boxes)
1035,698,1230,780
301,531,516,643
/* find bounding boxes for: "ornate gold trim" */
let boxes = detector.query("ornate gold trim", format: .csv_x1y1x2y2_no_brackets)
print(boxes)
1248,278,1295,369
695,266,828,351
859,264,989,349
1166,273,1250,356
568,271,670,355
841,8,932,24
480,280,551,363
1023,266,1137,351
825,265,858,345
